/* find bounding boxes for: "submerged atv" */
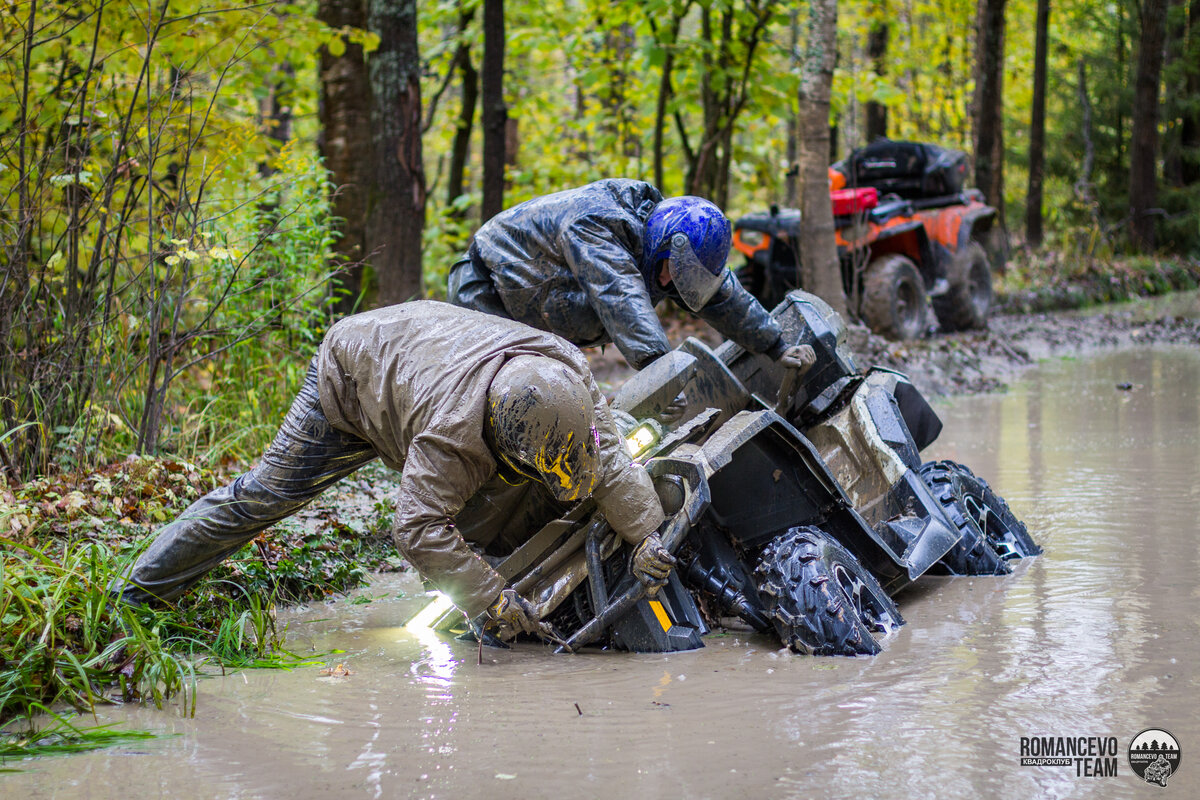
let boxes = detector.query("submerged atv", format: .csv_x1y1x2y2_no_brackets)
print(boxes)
411,291,1039,655
733,140,999,340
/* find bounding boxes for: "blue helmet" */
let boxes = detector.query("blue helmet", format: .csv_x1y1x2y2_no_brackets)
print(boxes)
642,196,732,311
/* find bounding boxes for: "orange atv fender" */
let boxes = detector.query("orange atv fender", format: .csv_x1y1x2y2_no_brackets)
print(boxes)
911,200,996,255
836,218,938,289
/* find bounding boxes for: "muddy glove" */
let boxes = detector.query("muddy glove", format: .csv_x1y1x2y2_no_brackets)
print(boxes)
486,588,548,640
630,533,677,595
778,344,817,377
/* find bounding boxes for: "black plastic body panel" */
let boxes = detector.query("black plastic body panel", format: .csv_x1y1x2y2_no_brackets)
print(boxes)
609,571,708,652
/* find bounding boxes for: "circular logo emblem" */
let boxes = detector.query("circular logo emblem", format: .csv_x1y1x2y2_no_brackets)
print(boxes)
1128,728,1182,787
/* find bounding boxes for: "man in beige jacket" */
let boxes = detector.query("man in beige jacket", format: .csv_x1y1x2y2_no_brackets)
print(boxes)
116,301,673,638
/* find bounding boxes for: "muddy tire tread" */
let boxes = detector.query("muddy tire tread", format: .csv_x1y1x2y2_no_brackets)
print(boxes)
860,254,928,340
754,527,902,656
920,459,1039,575
933,241,993,332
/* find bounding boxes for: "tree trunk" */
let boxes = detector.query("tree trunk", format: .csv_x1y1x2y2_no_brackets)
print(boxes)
1024,0,1049,248
1162,0,1186,188
1128,0,1168,251
973,0,1007,264
318,0,372,314
367,0,426,305
682,1,772,203
652,13,685,193
865,11,889,142
481,0,507,221
652,39,676,193
1074,59,1096,208
1183,0,1200,186
447,9,477,216
785,9,800,206
798,0,848,317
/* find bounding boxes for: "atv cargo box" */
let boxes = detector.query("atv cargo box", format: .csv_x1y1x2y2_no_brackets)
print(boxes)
838,139,968,199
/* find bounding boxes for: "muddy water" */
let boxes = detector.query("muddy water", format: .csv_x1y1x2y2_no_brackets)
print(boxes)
7,347,1200,799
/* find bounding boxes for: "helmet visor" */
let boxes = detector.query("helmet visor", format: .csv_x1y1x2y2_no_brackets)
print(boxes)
667,233,726,311
533,424,601,503
499,425,601,503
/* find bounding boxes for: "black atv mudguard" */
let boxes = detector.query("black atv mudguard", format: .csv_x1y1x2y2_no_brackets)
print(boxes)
609,572,708,652
696,409,913,590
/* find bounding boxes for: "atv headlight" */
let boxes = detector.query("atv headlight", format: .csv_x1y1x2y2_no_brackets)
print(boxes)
625,423,660,458
405,591,455,631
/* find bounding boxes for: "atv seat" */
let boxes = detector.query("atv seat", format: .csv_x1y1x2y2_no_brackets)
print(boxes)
869,196,912,224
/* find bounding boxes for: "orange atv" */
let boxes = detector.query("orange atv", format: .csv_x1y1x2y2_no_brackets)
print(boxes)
732,140,999,340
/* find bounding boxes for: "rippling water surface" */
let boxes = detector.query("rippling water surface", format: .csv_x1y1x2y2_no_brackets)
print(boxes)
6,346,1198,799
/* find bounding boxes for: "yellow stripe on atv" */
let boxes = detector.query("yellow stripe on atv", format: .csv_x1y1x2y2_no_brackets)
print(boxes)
649,600,672,633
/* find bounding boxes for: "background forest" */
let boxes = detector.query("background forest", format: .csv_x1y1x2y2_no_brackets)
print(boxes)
1,0,1198,479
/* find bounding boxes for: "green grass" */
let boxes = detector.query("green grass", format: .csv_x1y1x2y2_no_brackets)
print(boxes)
1,717,161,769
0,538,198,725
0,530,371,746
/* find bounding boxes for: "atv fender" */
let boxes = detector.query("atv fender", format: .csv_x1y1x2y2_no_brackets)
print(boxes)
913,201,996,255
866,220,939,289
880,471,965,581
956,203,996,250
696,408,915,589
612,350,697,417
801,371,961,583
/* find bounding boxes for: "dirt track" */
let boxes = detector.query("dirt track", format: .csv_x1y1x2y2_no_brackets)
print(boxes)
584,290,1200,399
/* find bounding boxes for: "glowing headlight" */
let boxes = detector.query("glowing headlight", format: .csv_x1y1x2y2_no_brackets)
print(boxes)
405,591,455,631
625,424,659,457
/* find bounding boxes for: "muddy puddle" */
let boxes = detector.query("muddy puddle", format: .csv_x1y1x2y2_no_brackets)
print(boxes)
6,346,1199,799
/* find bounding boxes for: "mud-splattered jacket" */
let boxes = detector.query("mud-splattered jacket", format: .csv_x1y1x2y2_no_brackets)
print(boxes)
315,301,665,618
465,179,788,369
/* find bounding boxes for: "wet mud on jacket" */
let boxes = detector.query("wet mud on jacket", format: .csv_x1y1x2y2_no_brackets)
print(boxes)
461,179,788,369
315,301,665,618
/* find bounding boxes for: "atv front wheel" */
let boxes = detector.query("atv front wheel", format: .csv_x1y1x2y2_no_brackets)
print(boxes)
860,254,928,340
933,241,992,331
920,460,1041,575
755,526,903,656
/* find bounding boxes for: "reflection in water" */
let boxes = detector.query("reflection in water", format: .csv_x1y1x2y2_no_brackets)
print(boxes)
5,346,1198,800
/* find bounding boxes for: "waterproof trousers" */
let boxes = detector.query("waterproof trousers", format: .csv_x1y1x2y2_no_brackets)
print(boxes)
116,361,377,605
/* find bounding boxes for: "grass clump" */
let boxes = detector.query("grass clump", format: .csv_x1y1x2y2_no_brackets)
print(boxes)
996,253,1200,313
0,454,401,750
1,718,159,768
0,538,197,727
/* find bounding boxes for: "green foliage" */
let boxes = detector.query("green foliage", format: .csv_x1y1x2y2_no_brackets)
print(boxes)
1,719,158,766
0,448,398,725
0,1,347,479
0,537,197,726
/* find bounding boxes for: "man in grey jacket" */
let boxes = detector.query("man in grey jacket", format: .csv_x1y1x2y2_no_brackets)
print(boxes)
448,179,814,373
115,302,674,638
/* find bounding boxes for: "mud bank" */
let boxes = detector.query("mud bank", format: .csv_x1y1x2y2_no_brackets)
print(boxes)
586,289,1200,400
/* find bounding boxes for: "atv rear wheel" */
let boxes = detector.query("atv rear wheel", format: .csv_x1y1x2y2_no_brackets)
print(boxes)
920,460,1041,575
755,526,903,656
860,254,928,340
933,241,992,331
735,259,767,304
